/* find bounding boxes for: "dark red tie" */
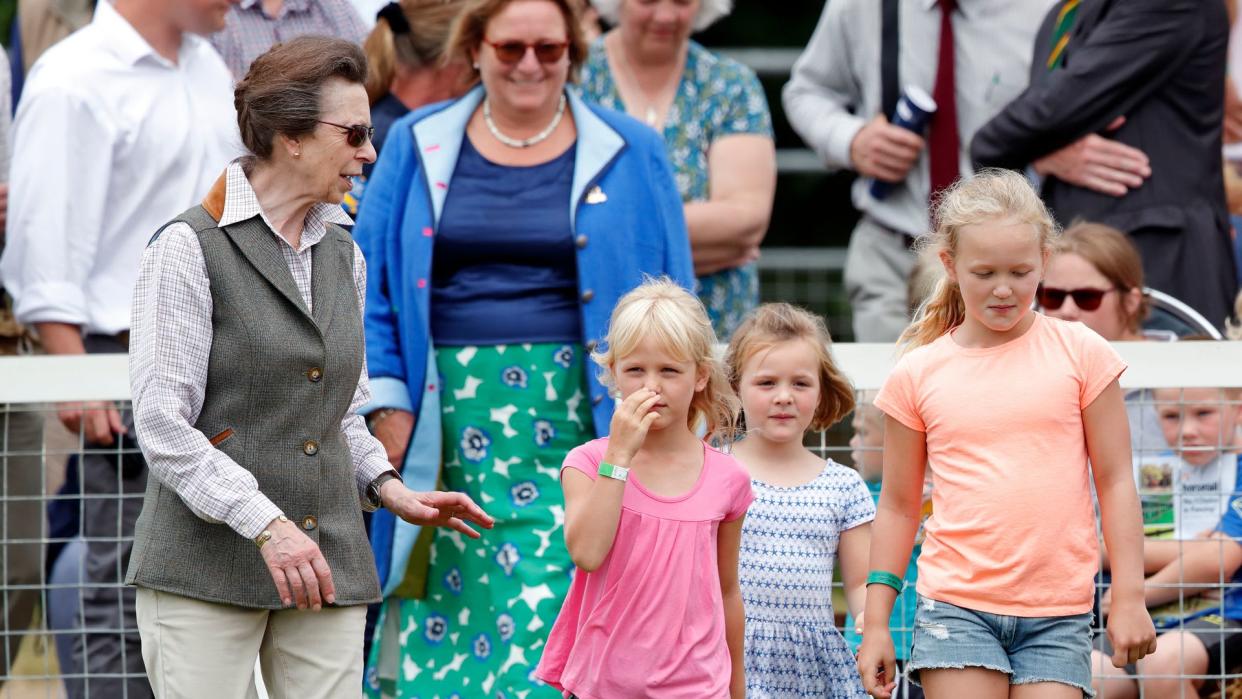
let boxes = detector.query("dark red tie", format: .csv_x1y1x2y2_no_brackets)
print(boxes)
929,0,960,201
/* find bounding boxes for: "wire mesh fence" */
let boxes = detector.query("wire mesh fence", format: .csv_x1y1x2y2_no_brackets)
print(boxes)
0,341,1239,698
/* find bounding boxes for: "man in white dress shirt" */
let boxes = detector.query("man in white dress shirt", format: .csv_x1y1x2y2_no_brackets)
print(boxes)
783,0,1070,342
0,0,241,694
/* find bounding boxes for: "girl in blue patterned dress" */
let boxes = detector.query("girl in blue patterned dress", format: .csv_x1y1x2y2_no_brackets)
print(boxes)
726,303,874,698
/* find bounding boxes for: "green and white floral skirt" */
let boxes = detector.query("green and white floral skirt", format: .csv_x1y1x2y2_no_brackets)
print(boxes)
366,342,593,699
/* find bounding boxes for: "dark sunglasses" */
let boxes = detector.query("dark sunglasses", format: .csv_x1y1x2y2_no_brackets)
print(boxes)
483,39,569,65
317,120,375,148
1036,284,1117,311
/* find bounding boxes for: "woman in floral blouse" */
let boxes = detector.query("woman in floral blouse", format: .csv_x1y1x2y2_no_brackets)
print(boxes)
582,0,776,337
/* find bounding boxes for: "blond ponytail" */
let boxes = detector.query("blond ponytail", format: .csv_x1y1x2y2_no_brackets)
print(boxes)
900,275,966,349
362,0,468,106
363,16,399,104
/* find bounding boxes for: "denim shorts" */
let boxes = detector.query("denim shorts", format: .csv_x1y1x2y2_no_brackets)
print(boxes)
909,596,1095,697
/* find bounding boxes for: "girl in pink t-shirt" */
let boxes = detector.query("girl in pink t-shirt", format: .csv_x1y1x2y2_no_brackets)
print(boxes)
535,279,753,699
856,170,1157,699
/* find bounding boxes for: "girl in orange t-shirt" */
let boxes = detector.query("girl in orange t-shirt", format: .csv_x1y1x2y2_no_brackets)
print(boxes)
855,170,1157,699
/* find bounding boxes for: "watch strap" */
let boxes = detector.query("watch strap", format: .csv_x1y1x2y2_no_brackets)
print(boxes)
367,470,402,508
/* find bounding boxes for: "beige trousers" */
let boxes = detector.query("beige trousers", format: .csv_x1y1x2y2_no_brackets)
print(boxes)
135,587,367,699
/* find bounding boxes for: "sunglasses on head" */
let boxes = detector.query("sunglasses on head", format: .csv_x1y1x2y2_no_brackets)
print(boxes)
483,39,569,65
317,120,375,148
1036,284,1117,311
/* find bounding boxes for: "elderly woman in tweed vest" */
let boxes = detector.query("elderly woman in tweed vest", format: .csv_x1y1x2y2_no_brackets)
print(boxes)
125,37,492,699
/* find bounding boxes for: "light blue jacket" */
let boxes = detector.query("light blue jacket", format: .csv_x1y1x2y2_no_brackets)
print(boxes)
354,86,694,594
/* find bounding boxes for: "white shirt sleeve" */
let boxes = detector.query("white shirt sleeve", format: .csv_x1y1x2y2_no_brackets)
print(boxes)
129,223,284,540
2,86,116,325
781,0,869,171
0,52,12,185
344,240,399,508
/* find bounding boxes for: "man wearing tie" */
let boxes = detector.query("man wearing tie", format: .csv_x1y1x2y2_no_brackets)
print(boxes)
973,0,1238,329
783,0,1058,342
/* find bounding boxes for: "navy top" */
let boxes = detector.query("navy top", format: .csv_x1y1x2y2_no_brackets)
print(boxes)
431,136,581,345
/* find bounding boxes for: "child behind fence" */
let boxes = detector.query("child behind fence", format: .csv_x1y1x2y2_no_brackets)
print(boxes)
1093,382,1242,699
843,390,929,699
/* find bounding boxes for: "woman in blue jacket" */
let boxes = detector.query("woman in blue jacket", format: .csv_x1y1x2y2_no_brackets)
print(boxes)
353,0,693,695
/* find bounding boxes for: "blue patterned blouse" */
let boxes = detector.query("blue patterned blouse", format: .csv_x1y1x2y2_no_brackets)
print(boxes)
580,39,773,338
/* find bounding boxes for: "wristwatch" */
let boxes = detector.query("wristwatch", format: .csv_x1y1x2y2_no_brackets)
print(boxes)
255,515,290,548
597,461,630,481
366,470,402,509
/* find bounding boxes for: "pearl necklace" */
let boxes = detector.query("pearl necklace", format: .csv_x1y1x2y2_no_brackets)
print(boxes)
483,94,567,148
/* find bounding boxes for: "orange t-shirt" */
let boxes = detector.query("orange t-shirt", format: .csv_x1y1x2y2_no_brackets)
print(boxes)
874,314,1126,616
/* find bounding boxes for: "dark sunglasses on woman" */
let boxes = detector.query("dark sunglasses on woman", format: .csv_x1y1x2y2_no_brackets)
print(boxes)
318,120,375,148
1036,283,1117,311
483,39,569,65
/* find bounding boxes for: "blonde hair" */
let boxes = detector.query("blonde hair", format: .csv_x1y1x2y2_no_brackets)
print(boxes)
725,303,855,432
906,245,946,318
363,0,468,105
445,0,589,85
1054,221,1149,334
592,0,733,32
593,278,738,441
900,169,1060,350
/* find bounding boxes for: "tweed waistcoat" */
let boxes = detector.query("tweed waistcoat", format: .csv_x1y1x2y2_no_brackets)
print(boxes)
126,202,381,609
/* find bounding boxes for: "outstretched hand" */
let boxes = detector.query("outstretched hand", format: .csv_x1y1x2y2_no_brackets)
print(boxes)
380,481,494,539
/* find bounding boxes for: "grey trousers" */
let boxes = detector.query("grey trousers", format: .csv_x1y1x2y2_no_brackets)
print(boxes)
844,215,919,342
0,407,45,680
73,335,151,699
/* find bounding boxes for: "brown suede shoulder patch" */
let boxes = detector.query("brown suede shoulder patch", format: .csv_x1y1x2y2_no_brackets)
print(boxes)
201,172,227,222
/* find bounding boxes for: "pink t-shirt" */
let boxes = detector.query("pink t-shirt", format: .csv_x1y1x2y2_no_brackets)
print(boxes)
875,314,1126,616
535,437,754,698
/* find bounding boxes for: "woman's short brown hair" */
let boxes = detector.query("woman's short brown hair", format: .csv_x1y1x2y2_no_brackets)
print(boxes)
235,36,368,159
1055,221,1150,334
445,0,587,85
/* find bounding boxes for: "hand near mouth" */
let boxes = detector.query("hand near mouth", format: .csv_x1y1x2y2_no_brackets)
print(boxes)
604,388,662,467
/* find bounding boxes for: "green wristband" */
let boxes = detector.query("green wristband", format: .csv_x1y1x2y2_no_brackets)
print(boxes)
598,461,630,481
866,570,904,593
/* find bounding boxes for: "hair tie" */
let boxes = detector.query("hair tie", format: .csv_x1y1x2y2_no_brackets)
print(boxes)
377,2,411,35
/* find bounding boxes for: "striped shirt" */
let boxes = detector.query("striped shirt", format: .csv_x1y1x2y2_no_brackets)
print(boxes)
210,0,367,80
130,161,392,540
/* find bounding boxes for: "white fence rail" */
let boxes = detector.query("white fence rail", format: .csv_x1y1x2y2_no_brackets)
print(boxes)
0,343,1240,698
